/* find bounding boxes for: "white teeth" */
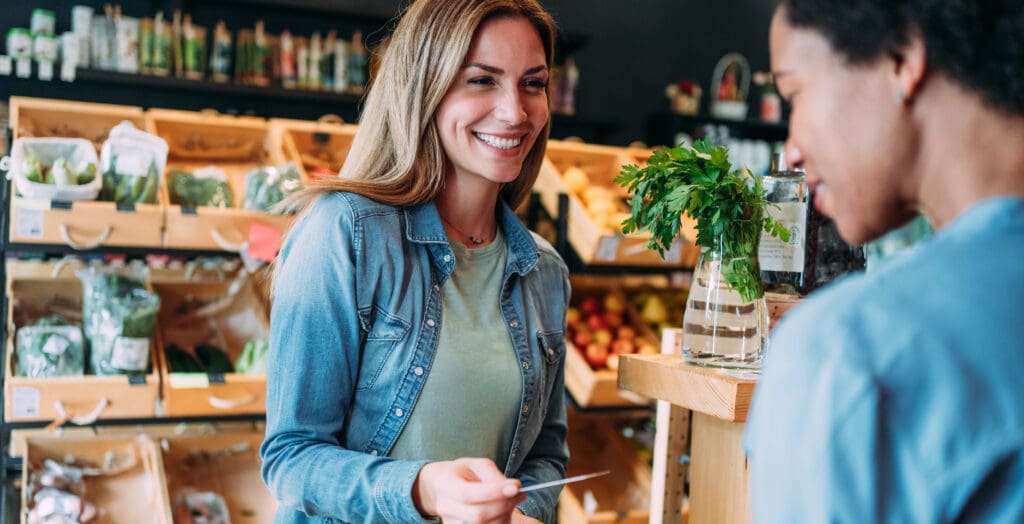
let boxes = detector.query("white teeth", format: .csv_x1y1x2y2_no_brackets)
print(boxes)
474,132,522,150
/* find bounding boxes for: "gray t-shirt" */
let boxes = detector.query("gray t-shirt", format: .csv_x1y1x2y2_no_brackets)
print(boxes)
389,228,522,470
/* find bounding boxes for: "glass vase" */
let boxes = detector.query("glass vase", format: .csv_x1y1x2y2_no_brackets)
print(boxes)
681,240,769,370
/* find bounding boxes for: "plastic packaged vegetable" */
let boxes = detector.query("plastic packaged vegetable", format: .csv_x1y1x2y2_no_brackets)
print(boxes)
15,316,85,377
234,337,268,375
10,137,103,201
76,266,160,375
98,121,169,206
168,166,233,208
243,163,301,212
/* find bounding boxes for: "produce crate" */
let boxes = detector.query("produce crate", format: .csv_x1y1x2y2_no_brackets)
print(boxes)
564,276,659,408
3,260,160,423
7,97,163,248
160,431,277,523
151,269,270,416
147,108,296,251
22,435,172,524
559,413,655,524
269,116,358,179
535,139,699,268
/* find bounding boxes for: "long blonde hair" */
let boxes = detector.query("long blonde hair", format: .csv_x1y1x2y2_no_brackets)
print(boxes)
285,0,556,214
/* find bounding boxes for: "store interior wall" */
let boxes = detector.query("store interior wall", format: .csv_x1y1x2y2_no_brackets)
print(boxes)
0,0,779,146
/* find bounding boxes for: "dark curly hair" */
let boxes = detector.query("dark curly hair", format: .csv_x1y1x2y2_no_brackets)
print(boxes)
779,0,1024,114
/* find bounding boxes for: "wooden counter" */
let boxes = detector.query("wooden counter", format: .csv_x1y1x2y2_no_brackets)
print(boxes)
618,330,758,524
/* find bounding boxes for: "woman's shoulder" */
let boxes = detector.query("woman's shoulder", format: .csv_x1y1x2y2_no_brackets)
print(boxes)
308,191,401,219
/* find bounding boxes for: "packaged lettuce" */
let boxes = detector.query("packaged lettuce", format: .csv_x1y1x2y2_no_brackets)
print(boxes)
243,163,301,213
15,316,85,377
76,266,161,375
234,337,269,375
168,166,233,208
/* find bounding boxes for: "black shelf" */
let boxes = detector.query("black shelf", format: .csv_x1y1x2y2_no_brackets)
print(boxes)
74,68,365,107
647,111,789,146
186,0,404,19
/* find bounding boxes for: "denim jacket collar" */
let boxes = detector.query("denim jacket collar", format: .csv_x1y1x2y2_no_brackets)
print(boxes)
403,199,540,279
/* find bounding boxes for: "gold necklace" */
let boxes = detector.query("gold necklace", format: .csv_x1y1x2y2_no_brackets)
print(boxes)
439,214,492,245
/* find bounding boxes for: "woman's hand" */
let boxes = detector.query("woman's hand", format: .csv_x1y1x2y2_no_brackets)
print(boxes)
413,458,526,524
511,509,542,523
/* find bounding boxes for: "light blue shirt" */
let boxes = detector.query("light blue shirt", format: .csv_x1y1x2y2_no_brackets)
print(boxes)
745,197,1024,522
262,192,571,524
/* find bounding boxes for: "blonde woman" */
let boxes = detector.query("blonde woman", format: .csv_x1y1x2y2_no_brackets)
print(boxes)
260,1,569,523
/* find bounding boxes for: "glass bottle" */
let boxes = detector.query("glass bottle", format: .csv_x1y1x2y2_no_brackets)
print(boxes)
759,150,814,295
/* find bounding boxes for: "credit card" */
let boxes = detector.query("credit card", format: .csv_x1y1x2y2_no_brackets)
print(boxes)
518,470,611,493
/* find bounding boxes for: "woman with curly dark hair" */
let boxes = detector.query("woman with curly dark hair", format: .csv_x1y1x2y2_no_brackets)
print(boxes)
745,0,1024,521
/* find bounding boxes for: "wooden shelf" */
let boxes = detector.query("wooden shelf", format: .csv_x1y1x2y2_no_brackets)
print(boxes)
617,353,756,422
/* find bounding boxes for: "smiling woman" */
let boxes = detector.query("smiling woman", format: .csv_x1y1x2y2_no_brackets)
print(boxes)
260,1,570,524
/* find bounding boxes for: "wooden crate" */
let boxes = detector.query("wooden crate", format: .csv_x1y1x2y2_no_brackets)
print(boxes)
564,276,659,408
269,116,358,179
559,414,654,524
22,435,173,524
535,140,699,268
160,431,277,523
4,261,160,423
151,270,270,416
7,97,163,248
147,108,296,251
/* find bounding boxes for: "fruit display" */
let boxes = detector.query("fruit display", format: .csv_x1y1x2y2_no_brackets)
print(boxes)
566,288,659,372
629,287,688,339
560,164,632,234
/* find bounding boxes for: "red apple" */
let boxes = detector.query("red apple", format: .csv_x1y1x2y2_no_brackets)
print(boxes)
586,313,608,331
616,326,636,342
566,306,581,329
584,342,609,369
610,339,636,355
592,328,613,347
573,329,592,348
580,296,602,315
603,311,624,329
603,293,626,314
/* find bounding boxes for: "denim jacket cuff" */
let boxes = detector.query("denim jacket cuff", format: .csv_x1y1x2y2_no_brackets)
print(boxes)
373,459,435,523
516,494,547,523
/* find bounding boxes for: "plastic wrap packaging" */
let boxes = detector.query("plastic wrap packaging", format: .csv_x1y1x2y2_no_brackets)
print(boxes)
11,137,102,201
15,316,85,377
98,121,169,205
242,163,301,212
76,265,160,375
168,166,233,208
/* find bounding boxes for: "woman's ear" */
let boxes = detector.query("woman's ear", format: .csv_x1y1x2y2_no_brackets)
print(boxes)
892,31,927,104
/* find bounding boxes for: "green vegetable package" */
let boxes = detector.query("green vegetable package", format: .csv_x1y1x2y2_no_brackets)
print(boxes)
15,316,85,377
76,266,161,375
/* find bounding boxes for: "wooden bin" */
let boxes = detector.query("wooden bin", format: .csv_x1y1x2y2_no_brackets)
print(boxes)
160,431,277,523
22,435,173,524
564,276,659,408
151,270,270,416
7,97,163,249
535,139,699,268
269,117,358,179
559,414,654,524
4,260,161,423
147,108,296,251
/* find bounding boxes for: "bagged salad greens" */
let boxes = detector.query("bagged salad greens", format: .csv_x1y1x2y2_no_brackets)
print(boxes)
243,163,301,213
98,121,169,206
234,337,269,375
98,155,161,205
15,315,85,377
77,266,160,375
168,166,234,208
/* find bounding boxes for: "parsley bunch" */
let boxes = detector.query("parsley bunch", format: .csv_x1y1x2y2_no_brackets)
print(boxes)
615,140,789,302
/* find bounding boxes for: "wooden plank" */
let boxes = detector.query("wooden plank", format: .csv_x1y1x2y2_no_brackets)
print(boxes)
688,412,750,524
650,402,690,524
617,353,755,423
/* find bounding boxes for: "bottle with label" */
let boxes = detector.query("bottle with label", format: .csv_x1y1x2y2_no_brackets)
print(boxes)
759,150,814,295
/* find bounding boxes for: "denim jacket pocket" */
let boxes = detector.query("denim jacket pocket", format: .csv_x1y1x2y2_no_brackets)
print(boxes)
536,329,566,415
356,305,410,391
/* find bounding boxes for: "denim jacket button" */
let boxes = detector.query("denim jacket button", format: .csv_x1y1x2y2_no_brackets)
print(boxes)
370,450,379,456
509,320,519,328
426,319,435,327
413,366,424,376
522,361,529,370
395,408,404,417
522,405,529,414
547,348,555,357
443,254,451,262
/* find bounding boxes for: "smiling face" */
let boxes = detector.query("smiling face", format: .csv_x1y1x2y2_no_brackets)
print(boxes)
434,16,549,190
770,9,919,244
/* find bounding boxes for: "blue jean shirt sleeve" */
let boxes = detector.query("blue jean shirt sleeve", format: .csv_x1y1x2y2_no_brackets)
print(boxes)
515,264,571,523
260,195,432,523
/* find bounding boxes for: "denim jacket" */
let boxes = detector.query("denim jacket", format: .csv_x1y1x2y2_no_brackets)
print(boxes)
261,191,571,524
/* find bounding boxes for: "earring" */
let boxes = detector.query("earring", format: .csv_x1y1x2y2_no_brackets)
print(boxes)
896,90,907,103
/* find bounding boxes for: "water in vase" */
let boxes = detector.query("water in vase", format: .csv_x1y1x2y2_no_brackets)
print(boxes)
682,258,768,369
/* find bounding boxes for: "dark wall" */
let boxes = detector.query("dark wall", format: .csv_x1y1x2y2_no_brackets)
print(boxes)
1,0,779,145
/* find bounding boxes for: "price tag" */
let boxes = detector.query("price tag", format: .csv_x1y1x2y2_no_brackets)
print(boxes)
14,206,44,239
12,387,41,418
247,221,282,262
38,61,54,81
127,374,148,386
170,373,210,389
0,56,12,75
595,236,621,261
110,336,150,371
15,58,32,78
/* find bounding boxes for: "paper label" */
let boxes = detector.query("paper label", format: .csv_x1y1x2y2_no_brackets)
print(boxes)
759,202,807,272
41,335,70,355
0,56,11,75
15,58,32,78
37,61,54,80
110,336,150,371
170,373,211,389
595,236,620,261
14,206,44,239
12,387,41,418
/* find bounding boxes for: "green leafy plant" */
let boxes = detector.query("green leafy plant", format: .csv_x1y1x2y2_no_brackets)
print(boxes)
615,140,789,302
